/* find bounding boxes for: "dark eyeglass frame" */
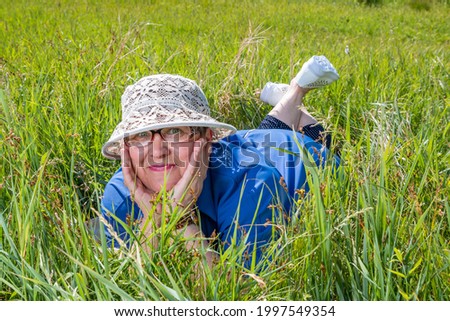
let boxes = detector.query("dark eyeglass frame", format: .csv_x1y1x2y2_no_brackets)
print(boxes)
124,126,206,147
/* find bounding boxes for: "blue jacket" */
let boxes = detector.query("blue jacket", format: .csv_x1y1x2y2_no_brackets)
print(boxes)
101,129,337,265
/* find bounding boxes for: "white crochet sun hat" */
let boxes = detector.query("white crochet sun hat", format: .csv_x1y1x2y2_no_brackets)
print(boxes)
102,74,236,159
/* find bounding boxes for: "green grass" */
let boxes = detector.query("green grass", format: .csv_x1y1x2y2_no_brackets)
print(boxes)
0,0,449,300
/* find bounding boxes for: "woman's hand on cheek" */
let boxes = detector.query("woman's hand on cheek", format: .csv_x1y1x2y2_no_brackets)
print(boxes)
171,138,211,210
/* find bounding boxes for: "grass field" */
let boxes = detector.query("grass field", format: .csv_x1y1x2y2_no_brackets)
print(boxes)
0,0,449,300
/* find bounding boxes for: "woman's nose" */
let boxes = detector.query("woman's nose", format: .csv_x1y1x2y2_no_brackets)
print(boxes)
150,133,168,159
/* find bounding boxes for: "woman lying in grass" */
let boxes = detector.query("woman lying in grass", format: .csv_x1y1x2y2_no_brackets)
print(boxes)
101,56,340,267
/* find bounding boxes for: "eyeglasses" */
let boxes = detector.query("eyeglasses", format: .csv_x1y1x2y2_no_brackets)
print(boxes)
125,126,203,147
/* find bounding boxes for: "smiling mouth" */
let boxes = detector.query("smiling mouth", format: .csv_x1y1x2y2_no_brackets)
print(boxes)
148,164,175,172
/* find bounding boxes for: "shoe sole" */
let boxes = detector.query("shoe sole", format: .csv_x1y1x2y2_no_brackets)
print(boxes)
296,56,339,88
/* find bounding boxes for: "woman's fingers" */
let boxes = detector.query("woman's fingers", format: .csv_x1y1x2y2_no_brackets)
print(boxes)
121,144,156,216
121,145,135,191
200,141,211,178
177,139,203,187
121,145,146,194
193,138,212,180
171,138,207,205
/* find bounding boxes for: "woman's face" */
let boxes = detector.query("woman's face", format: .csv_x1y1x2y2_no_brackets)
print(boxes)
126,127,210,192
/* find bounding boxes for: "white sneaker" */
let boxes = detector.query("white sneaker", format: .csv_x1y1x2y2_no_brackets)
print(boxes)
295,55,339,88
260,82,289,106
